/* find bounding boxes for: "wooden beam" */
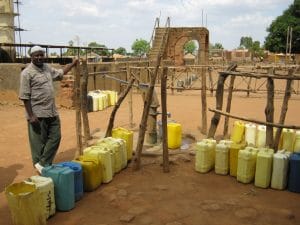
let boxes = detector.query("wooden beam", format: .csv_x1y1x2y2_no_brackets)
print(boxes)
209,108,300,130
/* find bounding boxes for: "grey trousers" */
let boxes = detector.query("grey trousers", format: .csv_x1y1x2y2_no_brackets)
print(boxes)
27,116,61,166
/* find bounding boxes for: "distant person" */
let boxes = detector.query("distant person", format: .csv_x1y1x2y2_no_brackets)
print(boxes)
19,45,78,174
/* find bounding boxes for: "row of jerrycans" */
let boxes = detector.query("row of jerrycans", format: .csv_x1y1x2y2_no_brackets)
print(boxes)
87,90,118,112
231,121,300,152
195,139,300,191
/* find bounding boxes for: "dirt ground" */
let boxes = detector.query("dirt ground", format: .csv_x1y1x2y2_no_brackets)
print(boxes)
1,89,300,225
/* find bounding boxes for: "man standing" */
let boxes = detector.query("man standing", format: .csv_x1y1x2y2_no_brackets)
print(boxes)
19,45,78,174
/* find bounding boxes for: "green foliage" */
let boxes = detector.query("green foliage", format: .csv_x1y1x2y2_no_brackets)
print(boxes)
184,41,197,54
114,47,127,55
240,36,253,49
131,39,150,57
265,0,300,53
213,43,224,49
87,42,109,56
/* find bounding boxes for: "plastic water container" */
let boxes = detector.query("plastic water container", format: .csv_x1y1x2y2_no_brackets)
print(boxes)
219,139,233,147
230,121,245,144
202,139,217,167
215,142,229,175
256,125,266,148
87,95,93,112
88,92,99,112
195,141,215,173
294,130,300,153
112,127,134,161
288,153,300,193
245,123,256,146
271,150,291,190
254,148,274,188
84,146,113,183
56,162,84,201
282,128,295,152
5,182,46,225
73,155,102,191
41,165,75,211
237,147,259,183
26,176,55,219
229,142,246,177
167,123,182,149
96,137,124,173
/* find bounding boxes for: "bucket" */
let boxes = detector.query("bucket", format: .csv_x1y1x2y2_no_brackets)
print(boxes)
5,182,46,225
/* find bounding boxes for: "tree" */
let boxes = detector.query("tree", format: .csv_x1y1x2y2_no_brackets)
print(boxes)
264,0,300,53
240,36,253,49
63,40,82,56
131,39,150,57
184,40,197,54
87,42,109,56
114,47,127,55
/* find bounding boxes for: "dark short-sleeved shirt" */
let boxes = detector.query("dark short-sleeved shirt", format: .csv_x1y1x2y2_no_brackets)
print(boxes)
19,63,64,119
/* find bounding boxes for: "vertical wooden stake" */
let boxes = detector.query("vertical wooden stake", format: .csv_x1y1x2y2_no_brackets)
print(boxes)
223,75,236,138
247,77,252,97
73,63,82,156
208,67,214,96
81,60,91,146
201,67,207,134
265,68,275,148
161,67,169,173
126,64,134,128
273,68,294,151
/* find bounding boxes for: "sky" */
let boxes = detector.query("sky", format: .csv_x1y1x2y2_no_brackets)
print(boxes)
15,0,294,52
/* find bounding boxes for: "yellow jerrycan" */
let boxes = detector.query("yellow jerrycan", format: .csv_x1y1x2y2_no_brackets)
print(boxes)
195,141,215,173
5,182,46,225
167,122,182,149
245,123,256,146
254,148,274,188
229,142,246,177
230,121,245,143
237,147,259,183
112,127,133,161
294,130,300,153
215,142,229,175
256,125,266,148
281,128,295,152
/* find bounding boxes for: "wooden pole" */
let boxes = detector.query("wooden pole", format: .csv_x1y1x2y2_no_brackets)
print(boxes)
133,55,163,170
265,68,275,148
161,67,169,173
73,63,82,156
208,63,237,138
209,108,300,130
247,77,252,97
105,77,135,137
127,64,134,128
273,68,294,151
81,60,91,146
223,75,236,138
208,67,214,96
201,67,207,134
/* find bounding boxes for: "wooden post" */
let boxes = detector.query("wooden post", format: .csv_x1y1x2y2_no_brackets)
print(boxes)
223,75,236,138
201,67,207,134
273,68,294,151
247,77,252,97
133,55,162,170
73,63,82,156
161,67,169,173
171,70,174,95
208,67,214,96
81,60,91,146
105,78,135,137
208,63,237,138
265,68,275,148
127,64,134,128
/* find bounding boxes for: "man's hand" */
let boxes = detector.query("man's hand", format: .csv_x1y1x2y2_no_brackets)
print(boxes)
28,114,39,125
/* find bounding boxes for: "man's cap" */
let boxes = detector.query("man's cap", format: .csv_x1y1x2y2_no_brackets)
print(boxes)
30,46,45,55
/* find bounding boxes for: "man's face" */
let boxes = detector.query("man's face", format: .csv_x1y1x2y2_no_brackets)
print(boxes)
31,51,45,67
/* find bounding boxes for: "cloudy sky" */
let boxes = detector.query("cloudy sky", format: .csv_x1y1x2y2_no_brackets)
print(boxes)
16,0,293,51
